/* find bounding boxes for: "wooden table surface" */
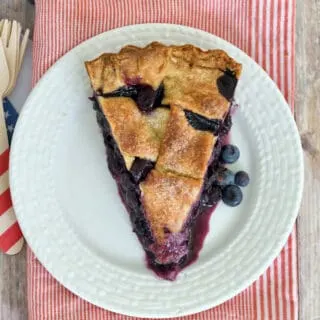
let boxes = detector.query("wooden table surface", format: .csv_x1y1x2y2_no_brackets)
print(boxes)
0,1,319,319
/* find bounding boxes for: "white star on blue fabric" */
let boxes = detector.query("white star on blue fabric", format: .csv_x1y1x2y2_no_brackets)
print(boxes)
7,124,14,133
3,98,19,145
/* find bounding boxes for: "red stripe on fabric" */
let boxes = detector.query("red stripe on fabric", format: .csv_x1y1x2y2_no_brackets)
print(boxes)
0,189,12,216
241,287,245,319
254,0,260,62
248,288,252,319
274,257,280,319
291,1,296,108
260,275,265,320
257,0,263,65
269,0,275,79
0,222,22,252
243,2,248,52
267,268,273,319
240,0,245,50
288,234,295,320
279,0,285,92
253,281,258,320
216,0,222,38
234,0,239,46
282,246,288,319
293,228,299,319
0,149,9,176
225,0,230,42
232,0,237,44
284,0,289,102
248,0,253,57
226,0,230,41
236,0,241,47
261,0,267,69
275,0,281,87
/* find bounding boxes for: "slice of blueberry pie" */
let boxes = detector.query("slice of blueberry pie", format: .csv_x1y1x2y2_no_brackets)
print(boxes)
85,42,242,280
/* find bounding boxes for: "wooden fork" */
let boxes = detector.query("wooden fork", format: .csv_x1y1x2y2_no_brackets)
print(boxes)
0,20,30,96
0,20,30,255
0,32,10,152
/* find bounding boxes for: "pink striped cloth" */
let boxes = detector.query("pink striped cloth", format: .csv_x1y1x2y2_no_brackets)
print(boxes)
28,0,297,319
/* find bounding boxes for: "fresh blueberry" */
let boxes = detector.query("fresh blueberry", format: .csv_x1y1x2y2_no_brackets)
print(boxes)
220,144,240,164
235,171,250,187
211,167,235,186
222,185,243,207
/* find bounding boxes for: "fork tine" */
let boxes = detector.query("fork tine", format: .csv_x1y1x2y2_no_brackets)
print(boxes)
0,20,4,35
12,22,21,72
16,23,22,72
6,22,22,96
19,28,30,71
4,21,20,96
9,21,18,47
1,20,11,47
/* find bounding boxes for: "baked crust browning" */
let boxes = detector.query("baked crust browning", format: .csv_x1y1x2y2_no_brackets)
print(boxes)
98,97,160,162
85,42,241,119
157,105,216,179
140,169,202,242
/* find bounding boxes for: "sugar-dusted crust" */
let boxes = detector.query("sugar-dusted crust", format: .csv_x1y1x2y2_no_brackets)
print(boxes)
157,105,216,179
140,169,202,242
86,42,242,244
143,107,170,140
162,72,229,120
98,97,160,162
85,42,242,119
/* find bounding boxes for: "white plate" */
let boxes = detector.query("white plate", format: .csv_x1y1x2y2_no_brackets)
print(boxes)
10,24,303,318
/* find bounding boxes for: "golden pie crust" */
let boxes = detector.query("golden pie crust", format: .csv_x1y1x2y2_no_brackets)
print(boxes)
85,42,241,244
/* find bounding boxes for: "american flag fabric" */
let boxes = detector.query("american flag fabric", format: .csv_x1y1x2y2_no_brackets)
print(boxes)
0,98,23,255
27,0,297,319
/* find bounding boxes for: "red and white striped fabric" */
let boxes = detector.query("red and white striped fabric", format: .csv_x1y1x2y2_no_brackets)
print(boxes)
0,140,23,255
28,0,297,319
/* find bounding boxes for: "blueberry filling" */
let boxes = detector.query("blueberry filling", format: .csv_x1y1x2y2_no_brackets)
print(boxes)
96,83,164,113
184,110,222,134
199,185,222,208
94,100,154,247
130,158,155,183
219,112,232,136
92,96,234,280
217,69,238,100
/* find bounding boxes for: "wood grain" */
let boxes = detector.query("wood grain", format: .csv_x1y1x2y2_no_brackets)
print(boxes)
296,0,320,319
0,1,319,319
